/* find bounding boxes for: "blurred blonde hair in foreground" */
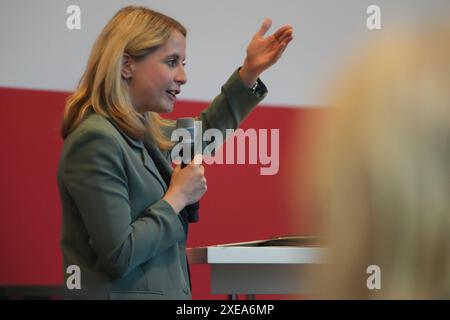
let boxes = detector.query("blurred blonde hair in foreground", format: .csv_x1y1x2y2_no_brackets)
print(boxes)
294,19,450,299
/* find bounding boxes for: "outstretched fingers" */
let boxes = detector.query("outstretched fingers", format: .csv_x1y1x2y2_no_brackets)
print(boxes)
257,18,273,37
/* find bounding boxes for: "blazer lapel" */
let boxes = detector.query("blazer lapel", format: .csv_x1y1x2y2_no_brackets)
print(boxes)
143,133,173,190
141,148,168,191
105,117,168,190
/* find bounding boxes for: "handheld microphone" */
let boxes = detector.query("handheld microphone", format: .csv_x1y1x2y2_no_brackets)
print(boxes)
175,118,196,168
175,118,200,222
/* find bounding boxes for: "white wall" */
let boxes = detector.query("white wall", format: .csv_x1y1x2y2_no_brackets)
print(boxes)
1,0,449,107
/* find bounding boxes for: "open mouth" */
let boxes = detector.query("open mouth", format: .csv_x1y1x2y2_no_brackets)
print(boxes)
166,90,179,100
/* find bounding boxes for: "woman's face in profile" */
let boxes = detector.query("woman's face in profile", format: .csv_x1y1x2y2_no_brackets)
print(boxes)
128,30,187,114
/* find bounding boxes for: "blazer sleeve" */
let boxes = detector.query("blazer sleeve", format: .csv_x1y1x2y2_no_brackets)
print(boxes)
197,67,268,134
162,67,268,160
62,128,185,279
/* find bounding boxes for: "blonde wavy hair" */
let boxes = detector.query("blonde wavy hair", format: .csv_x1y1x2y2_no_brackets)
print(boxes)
296,20,450,299
61,6,186,149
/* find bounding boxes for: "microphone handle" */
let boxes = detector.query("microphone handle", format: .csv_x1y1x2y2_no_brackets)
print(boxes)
180,147,200,222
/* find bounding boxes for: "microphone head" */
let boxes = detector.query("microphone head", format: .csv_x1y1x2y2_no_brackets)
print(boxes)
175,118,196,165
176,117,195,130
175,117,195,142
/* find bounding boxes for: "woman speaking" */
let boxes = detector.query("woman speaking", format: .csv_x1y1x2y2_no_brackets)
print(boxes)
57,6,292,299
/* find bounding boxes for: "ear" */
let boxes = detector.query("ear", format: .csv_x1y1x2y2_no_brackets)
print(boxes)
121,53,135,80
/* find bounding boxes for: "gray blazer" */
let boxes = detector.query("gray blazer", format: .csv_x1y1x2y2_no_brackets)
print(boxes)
57,68,267,299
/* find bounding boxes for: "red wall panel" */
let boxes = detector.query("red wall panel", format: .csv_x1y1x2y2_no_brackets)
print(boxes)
0,87,320,299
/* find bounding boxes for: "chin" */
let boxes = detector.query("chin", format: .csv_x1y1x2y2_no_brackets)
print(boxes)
161,104,174,113
145,103,173,114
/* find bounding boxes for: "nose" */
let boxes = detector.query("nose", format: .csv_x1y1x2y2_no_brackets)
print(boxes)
175,65,187,85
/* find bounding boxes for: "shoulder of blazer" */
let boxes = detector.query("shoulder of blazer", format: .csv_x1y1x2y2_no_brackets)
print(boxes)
68,113,144,150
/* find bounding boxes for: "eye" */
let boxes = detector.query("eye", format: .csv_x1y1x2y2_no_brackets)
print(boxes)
166,59,177,68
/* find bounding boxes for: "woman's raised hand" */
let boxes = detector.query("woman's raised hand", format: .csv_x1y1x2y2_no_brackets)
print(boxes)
239,18,294,87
